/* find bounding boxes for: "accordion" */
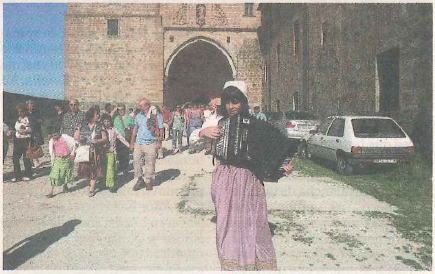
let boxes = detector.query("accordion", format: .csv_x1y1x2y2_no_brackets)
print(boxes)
214,114,298,181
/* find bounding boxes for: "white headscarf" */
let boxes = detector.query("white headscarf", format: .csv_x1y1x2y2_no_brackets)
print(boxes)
223,81,248,98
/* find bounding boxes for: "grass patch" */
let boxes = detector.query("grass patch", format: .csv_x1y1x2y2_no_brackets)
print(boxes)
332,220,344,227
395,256,423,270
271,210,314,245
324,231,364,249
325,253,336,260
177,179,214,217
177,200,187,212
294,154,432,269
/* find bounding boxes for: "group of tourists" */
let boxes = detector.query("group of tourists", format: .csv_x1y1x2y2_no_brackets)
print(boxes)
4,98,165,197
3,80,292,271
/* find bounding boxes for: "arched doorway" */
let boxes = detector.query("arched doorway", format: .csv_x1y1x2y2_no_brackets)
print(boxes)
164,38,234,109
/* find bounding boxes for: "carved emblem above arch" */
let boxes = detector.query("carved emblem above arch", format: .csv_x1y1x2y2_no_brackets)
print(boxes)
196,4,206,27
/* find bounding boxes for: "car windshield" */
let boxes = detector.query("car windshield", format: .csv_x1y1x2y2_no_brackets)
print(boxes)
351,118,406,138
285,111,316,120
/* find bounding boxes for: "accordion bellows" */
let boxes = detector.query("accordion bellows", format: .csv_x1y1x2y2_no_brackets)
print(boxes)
214,114,298,180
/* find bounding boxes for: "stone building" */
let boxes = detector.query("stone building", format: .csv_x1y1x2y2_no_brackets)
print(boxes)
64,3,263,109
257,3,432,139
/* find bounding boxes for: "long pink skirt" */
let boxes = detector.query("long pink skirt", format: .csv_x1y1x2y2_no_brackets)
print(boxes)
211,165,277,271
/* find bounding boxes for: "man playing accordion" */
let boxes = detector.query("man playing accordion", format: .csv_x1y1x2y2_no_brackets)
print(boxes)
190,81,296,271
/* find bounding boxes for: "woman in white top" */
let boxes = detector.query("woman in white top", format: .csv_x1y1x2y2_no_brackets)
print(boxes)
12,103,33,182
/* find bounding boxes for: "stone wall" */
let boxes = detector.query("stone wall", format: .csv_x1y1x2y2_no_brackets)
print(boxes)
65,3,163,106
65,3,264,107
161,3,262,105
260,3,432,136
161,3,260,29
67,3,160,16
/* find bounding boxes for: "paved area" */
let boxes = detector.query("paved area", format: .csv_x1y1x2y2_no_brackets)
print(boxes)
2,139,426,270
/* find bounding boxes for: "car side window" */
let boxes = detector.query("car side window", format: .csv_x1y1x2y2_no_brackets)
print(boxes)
318,118,334,135
327,118,345,137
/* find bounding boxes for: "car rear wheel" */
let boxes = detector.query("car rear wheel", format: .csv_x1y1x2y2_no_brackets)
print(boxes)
336,154,353,175
299,143,312,159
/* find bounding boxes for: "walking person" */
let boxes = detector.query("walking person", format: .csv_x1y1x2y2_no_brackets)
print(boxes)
252,105,267,121
26,100,44,168
48,103,66,173
60,99,86,138
129,98,163,191
61,99,86,178
190,81,294,271
101,114,130,192
203,98,220,155
103,103,113,115
3,122,12,163
112,104,134,174
183,103,191,145
53,103,65,129
11,104,33,182
46,125,77,198
128,108,134,118
171,105,184,155
74,107,107,197
154,106,165,159
161,106,172,141
186,103,204,153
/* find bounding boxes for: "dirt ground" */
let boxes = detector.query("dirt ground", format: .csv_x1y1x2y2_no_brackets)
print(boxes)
2,139,426,270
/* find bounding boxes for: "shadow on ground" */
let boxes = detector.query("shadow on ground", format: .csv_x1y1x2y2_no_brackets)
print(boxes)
108,169,135,193
68,179,90,193
3,219,82,270
155,169,181,187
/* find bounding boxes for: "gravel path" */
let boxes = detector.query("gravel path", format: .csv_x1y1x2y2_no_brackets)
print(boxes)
3,140,218,270
2,139,426,270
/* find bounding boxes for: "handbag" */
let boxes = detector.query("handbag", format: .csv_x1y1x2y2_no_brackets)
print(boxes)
74,126,96,163
26,143,44,160
75,145,90,163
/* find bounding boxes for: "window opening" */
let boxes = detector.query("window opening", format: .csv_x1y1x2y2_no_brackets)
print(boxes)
107,19,119,37
244,3,255,17
376,47,400,112
293,20,300,55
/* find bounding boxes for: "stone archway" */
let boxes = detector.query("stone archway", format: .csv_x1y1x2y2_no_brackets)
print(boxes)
164,37,235,109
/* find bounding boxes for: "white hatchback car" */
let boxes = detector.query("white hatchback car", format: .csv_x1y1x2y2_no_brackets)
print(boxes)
299,116,415,175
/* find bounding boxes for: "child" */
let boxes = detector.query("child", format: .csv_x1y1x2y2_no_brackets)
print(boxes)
101,114,130,192
47,125,77,198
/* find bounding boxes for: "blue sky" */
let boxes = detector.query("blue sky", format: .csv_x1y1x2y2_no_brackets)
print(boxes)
3,3,67,99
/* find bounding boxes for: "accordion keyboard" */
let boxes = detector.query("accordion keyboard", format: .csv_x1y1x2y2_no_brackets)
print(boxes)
215,118,231,159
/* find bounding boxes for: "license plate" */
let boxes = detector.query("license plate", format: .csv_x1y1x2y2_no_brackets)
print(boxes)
374,159,397,164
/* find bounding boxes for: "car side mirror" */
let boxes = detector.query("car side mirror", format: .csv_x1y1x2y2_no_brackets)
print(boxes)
309,129,316,134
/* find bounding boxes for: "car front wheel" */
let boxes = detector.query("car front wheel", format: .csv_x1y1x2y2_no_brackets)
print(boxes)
299,143,312,159
336,154,353,175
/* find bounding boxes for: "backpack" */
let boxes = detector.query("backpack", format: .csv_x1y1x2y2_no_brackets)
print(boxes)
146,106,160,138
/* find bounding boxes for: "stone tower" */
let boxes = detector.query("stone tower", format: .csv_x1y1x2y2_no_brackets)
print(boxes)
64,3,263,109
